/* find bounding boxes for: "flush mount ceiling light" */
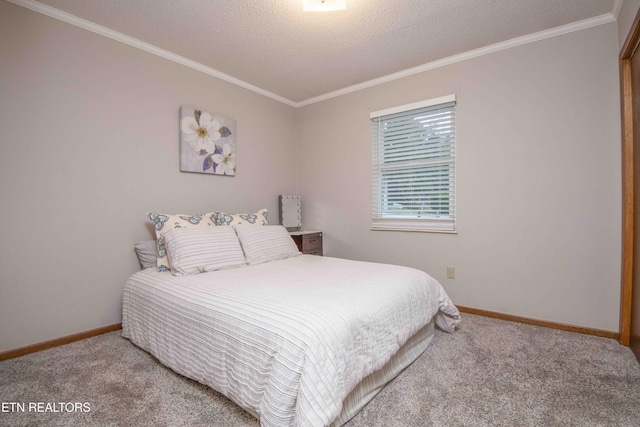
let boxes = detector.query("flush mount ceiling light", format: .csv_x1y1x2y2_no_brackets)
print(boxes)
303,0,346,12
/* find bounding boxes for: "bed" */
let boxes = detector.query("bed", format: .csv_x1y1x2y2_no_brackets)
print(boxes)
123,217,460,427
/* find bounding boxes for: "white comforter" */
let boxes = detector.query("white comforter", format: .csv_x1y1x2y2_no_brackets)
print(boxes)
122,255,459,427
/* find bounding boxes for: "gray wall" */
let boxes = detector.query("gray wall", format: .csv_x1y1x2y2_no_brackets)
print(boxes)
0,1,625,352
296,22,622,332
619,0,640,49
0,1,297,352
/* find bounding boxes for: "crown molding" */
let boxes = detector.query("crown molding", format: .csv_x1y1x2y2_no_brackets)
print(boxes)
6,0,297,107
297,12,617,106
10,0,617,109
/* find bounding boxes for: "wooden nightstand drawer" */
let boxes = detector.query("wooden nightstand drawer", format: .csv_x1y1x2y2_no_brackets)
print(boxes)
302,233,322,251
290,231,323,256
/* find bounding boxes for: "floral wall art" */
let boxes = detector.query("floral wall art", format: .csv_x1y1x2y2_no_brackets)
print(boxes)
180,107,236,176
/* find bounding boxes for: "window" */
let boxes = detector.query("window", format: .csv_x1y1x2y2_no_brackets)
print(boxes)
371,95,456,232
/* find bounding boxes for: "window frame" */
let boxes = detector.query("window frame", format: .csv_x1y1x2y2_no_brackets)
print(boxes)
370,94,457,233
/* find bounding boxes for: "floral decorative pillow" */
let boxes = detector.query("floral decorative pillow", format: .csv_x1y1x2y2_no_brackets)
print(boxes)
147,211,219,271
215,208,269,227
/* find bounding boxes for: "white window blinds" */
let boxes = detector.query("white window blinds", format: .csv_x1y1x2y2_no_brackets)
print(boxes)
371,95,456,232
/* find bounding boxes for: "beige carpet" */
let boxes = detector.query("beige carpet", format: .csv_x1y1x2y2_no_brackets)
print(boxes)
1,313,639,426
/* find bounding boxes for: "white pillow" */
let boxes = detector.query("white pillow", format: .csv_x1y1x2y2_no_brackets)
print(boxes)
147,211,219,271
236,225,300,265
163,226,246,276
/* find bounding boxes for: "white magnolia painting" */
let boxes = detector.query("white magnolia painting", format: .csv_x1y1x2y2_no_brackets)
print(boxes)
180,107,236,176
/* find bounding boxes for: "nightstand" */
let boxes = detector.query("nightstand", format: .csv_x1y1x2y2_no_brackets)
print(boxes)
290,231,323,256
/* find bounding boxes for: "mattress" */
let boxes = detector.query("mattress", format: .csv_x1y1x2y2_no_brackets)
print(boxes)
122,255,460,426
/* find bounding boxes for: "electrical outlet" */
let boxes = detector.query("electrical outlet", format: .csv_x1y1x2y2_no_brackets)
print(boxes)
447,266,455,279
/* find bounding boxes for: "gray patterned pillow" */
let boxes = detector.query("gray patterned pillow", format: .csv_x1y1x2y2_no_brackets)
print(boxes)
215,208,269,227
146,211,219,271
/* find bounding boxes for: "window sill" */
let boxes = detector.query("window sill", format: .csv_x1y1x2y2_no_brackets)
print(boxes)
370,226,457,234
371,217,456,233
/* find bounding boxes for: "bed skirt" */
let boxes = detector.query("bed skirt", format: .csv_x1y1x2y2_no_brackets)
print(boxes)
332,320,435,426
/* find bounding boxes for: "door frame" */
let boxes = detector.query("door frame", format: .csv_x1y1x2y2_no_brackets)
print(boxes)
619,8,640,346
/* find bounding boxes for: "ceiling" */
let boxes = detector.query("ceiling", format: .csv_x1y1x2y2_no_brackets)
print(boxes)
18,0,619,106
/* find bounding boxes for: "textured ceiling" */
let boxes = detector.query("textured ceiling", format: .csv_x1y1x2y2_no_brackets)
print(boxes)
29,0,617,104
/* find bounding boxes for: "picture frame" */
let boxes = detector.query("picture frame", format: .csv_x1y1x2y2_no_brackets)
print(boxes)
179,106,236,176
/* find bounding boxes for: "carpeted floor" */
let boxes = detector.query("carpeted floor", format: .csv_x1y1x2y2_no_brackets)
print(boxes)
1,313,639,426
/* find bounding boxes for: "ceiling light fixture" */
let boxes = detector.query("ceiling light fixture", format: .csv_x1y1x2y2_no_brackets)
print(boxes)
303,0,346,12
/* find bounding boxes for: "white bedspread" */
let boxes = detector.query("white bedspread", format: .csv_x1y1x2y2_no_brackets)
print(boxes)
122,255,459,427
